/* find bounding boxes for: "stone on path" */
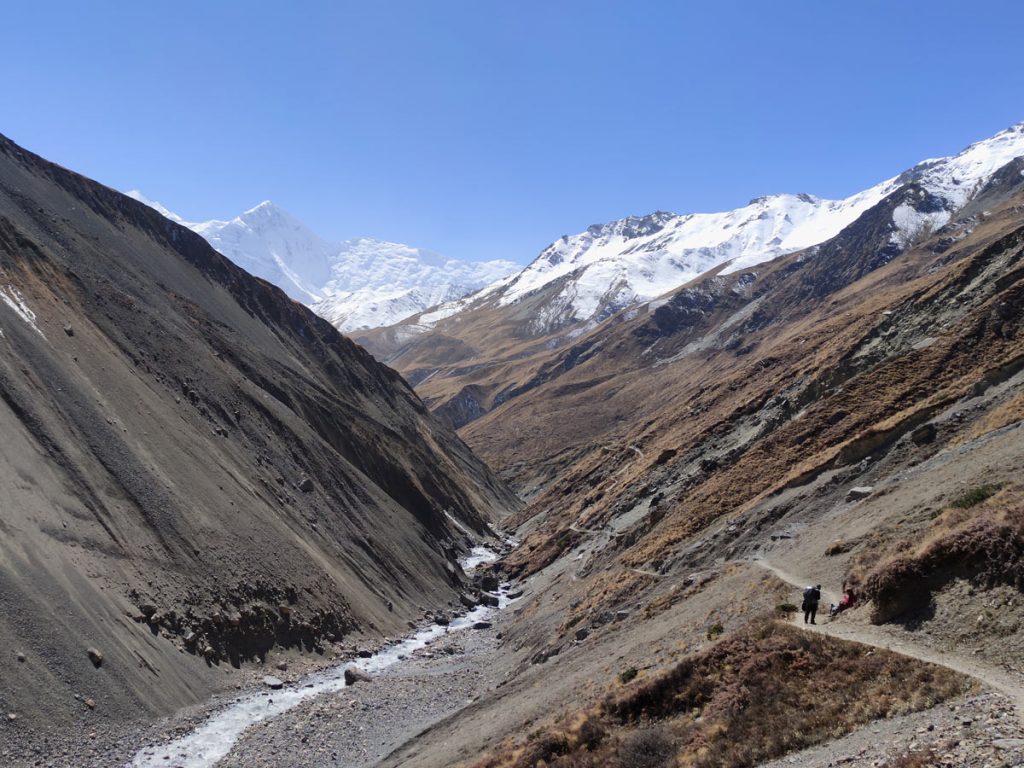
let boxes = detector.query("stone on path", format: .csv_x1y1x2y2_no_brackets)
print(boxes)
263,676,284,690
86,648,103,668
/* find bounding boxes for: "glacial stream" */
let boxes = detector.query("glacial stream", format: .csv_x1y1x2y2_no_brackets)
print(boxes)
129,546,507,768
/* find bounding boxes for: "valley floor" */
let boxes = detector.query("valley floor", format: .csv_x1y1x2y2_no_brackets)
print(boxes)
219,618,509,767
6,557,1024,768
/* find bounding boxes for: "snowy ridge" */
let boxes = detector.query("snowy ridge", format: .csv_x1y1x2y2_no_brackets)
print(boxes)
414,121,1024,334
311,238,515,330
126,193,518,330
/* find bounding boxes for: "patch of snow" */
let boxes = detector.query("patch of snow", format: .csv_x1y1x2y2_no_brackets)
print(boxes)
891,203,950,247
0,285,45,337
443,509,473,537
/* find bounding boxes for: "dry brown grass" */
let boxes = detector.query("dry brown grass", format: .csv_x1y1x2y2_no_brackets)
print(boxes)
952,391,1024,446
476,205,1024,610
859,486,1024,623
469,619,967,768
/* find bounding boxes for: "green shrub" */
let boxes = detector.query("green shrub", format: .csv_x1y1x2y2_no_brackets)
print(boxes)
951,484,1002,509
619,666,639,684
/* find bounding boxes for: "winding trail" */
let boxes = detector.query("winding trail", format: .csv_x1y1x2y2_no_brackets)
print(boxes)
749,558,1024,724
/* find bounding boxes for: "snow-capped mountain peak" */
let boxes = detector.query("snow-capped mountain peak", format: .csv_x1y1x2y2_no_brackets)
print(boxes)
127,194,519,330
187,200,335,303
412,121,1024,336
896,121,1024,208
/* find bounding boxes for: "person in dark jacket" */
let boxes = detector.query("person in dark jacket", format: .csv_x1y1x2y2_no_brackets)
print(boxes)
802,584,822,625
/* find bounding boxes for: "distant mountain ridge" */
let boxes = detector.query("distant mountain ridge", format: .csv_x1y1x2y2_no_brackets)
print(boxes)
396,122,1024,338
125,192,518,331
354,120,1024,438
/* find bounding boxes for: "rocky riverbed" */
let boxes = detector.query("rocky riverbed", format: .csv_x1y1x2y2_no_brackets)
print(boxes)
219,620,508,767
1,566,519,768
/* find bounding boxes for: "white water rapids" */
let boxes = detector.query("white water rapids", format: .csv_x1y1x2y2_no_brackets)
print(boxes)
129,547,509,768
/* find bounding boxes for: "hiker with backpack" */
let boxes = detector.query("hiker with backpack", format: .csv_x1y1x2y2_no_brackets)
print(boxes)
802,584,822,625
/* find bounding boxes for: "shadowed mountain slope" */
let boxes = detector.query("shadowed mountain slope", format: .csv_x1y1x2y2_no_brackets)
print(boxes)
0,134,519,731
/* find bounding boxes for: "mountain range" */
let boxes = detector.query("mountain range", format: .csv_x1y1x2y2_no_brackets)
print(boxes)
355,121,1024,433
7,119,1024,768
125,192,518,331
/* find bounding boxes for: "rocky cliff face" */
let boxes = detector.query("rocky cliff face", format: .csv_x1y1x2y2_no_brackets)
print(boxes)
0,134,519,730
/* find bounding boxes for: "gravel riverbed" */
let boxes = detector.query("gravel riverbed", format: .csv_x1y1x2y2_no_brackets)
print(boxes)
1,603,511,768
219,623,507,767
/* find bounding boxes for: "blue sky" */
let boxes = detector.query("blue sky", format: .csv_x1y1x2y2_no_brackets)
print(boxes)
4,1,1024,264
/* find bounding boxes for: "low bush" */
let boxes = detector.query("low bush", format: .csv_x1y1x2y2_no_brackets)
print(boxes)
825,539,852,556
472,619,967,768
617,727,675,768
882,749,939,767
774,603,799,618
863,492,1024,623
950,483,1003,509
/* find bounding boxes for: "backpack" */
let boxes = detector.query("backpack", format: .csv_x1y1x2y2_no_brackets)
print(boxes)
802,586,818,604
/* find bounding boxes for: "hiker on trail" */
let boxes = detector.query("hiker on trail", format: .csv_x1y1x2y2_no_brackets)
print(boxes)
802,584,821,625
830,587,857,617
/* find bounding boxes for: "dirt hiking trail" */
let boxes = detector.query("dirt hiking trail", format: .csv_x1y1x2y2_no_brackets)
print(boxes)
749,558,1024,724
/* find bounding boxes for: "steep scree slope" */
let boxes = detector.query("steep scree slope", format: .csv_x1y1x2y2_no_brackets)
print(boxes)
0,134,519,732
